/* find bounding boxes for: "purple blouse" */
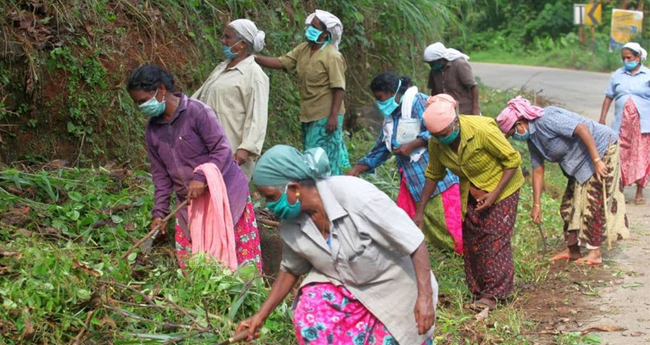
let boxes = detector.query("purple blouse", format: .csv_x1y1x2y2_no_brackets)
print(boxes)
145,94,249,237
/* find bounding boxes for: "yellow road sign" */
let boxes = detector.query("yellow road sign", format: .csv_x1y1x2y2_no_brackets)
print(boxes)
585,3,602,26
610,9,644,49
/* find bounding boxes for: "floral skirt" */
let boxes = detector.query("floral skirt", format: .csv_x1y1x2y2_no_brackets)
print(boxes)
175,196,262,272
302,114,351,175
560,143,629,249
293,283,433,345
463,190,519,300
619,98,650,186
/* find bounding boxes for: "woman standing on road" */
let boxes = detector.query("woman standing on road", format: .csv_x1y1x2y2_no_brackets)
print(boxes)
127,65,262,271
600,42,650,205
415,94,524,312
498,96,629,265
237,145,437,345
347,72,463,254
192,19,269,180
254,10,350,175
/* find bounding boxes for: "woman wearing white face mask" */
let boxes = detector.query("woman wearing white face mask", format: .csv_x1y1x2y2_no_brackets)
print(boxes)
599,42,650,205
497,96,629,266
192,19,269,180
347,72,463,254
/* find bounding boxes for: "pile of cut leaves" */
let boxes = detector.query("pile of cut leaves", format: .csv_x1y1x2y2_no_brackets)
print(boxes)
0,166,294,344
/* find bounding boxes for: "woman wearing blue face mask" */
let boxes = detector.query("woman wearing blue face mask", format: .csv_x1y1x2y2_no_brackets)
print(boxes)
497,96,629,266
417,94,524,313
237,145,438,345
347,72,463,254
600,42,650,206
254,10,350,175
192,19,269,180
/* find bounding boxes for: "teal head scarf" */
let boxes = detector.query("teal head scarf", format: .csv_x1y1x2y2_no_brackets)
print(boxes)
253,145,331,186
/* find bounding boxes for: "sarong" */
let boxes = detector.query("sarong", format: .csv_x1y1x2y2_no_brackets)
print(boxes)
463,190,519,300
175,195,262,271
559,143,629,249
421,184,463,254
302,114,351,175
293,283,433,345
619,98,650,186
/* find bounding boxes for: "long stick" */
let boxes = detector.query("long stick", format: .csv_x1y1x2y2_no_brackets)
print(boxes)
217,330,249,345
537,222,548,253
121,199,188,259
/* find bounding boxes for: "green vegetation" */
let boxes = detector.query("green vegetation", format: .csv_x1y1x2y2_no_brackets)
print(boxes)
454,0,650,71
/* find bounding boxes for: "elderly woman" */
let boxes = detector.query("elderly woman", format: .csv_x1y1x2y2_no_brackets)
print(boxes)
347,72,463,254
236,145,437,345
414,94,524,311
498,97,629,265
423,42,481,115
255,10,350,175
192,19,269,180
127,65,261,271
600,42,650,205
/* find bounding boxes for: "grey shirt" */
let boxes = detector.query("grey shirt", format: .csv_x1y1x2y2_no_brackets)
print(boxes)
280,176,438,344
528,106,618,184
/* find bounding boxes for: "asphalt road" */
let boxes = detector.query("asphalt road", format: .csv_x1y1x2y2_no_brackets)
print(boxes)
471,62,613,122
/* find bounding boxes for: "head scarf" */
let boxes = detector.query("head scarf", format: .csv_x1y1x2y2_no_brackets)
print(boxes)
253,145,331,186
305,10,343,50
228,19,266,53
496,96,544,133
422,94,458,133
622,42,647,61
423,42,470,62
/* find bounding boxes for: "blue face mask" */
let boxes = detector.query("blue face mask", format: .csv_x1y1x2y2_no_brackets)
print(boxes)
623,59,639,71
305,25,324,43
139,90,166,118
266,188,301,220
222,41,241,59
512,127,531,141
437,126,460,145
376,80,403,118
430,62,444,71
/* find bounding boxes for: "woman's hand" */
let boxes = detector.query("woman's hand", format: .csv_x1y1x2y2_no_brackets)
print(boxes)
475,191,498,212
530,205,542,224
414,293,435,335
393,142,415,156
326,115,338,133
346,165,369,177
236,313,267,341
151,217,167,235
187,180,207,199
594,160,607,181
413,210,425,230
234,149,249,166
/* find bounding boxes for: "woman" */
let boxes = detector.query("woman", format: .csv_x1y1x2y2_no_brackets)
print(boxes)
414,94,524,311
237,145,437,345
347,72,463,254
127,65,262,271
192,19,269,180
600,42,650,205
497,96,629,265
255,10,350,175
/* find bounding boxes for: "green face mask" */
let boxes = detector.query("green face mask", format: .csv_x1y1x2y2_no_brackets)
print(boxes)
139,90,166,118
266,187,301,220
437,127,460,145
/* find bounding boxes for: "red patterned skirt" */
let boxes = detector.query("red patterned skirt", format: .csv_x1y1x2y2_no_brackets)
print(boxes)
462,190,519,300
619,98,650,187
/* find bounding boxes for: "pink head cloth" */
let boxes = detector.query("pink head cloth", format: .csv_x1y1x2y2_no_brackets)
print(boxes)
496,96,544,133
423,94,458,133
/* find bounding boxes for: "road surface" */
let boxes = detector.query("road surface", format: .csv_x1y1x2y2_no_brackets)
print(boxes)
471,62,612,122
472,62,650,344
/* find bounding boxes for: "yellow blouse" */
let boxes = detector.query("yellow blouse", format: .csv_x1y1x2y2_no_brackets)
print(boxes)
425,115,524,214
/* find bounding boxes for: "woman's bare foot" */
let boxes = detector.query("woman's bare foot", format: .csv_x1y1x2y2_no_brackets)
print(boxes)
550,246,581,262
575,248,602,265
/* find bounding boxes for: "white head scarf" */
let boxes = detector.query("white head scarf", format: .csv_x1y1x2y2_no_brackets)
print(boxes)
228,19,266,53
623,42,647,61
423,42,469,62
305,10,343,50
